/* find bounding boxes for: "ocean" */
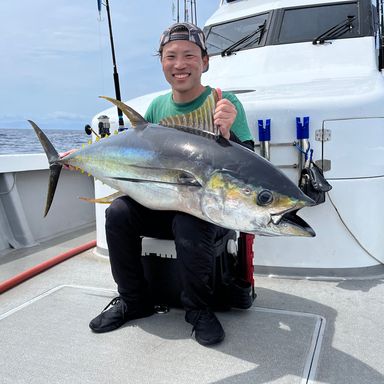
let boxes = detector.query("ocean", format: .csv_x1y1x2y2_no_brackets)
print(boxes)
0,129,89,155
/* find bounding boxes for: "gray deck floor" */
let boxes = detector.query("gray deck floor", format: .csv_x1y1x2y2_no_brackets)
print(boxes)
1,231,383,384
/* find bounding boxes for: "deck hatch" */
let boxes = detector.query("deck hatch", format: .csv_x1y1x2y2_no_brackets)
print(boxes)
0,285,325,384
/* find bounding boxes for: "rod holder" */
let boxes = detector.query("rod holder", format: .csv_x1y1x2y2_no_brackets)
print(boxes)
296,116,310,169
258,119,271,160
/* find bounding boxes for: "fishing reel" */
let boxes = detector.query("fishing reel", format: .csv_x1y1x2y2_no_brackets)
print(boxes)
97,115,111,137
84,115,111,138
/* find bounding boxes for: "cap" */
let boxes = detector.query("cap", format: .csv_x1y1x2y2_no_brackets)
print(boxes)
159,22,207,53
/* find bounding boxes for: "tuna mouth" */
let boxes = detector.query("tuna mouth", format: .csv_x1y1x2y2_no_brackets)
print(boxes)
271,209,316,237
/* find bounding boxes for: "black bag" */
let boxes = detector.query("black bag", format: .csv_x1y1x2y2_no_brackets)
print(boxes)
299,161,332,204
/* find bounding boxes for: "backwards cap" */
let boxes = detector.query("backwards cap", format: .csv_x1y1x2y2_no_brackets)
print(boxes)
159,22,207,53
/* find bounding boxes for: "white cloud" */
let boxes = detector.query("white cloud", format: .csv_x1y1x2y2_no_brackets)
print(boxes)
45,111,89,121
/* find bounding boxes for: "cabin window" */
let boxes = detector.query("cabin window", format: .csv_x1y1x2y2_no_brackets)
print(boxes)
277,2,360,44
204,13,270,56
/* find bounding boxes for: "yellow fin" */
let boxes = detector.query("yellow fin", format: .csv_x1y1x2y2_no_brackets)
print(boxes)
159,89,219,134
100,96,148,128
79,191,124,204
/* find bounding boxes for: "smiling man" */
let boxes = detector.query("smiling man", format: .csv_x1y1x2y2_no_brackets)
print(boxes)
89,22,254,346
146,22,254,144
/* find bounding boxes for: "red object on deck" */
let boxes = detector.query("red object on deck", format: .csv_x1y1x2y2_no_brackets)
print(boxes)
237,232,256,299
240,233,255,285
0,240,96,294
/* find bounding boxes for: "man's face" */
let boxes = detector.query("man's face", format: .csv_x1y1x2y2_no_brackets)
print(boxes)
161,40,208,98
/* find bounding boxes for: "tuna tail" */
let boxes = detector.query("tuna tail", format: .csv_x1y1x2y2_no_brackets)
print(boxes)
28,120,62,217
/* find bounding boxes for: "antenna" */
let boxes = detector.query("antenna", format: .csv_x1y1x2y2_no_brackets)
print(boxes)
184,0,188,21
174,0,198,24
191,0,197,24
379,0,384,69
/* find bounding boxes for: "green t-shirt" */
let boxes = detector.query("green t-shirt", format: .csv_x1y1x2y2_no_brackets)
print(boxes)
144,86,253,142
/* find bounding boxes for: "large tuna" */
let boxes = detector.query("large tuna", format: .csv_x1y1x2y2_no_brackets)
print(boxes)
30,94,315,237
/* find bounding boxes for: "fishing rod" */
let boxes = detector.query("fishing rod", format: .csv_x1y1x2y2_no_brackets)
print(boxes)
98,0,125,130
379,0,384,69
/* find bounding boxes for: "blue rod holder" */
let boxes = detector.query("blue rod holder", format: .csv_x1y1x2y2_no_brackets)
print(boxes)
258,119,271,141
296,116,309,140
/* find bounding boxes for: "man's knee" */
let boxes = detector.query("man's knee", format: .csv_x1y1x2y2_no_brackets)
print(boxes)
105,196,135,228
173,214,222,254
174,213,225,238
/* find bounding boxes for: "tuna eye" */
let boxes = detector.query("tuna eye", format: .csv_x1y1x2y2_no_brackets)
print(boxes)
257,190,273,206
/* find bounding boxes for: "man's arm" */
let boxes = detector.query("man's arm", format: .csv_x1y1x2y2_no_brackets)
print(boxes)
229,131,255,151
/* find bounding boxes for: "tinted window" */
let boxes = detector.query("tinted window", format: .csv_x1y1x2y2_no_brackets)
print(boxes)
204,13,269,55
278,2,359,44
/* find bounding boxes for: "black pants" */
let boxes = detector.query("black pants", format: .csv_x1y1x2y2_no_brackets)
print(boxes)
105,196,229,311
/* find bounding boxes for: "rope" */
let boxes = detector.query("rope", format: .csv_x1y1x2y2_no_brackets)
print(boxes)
295,142,312,161
327,191,383,265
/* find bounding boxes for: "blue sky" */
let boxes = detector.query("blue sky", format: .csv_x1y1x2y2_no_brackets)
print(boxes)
0,1,219,130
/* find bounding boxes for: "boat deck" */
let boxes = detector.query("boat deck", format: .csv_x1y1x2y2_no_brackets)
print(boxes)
1,230,383,384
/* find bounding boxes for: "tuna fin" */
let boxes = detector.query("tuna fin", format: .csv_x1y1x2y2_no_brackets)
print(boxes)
159,89,219,134
28,120,62,217
79,191,124,204
99,96,148,128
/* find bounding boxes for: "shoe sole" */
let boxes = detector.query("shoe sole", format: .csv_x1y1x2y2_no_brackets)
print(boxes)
195,331,225,346
89,309,154,333
89,322,126,333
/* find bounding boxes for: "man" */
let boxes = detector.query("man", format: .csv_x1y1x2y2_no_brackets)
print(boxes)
89,22,254,346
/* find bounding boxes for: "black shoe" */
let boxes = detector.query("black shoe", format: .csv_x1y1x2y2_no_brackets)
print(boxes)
89,296,154,333
185,309,225,346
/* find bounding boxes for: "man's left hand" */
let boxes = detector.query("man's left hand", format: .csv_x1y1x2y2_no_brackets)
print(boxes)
213,99,237,139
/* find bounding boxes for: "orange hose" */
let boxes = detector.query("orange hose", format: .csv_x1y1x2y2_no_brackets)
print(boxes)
0,240,96,294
